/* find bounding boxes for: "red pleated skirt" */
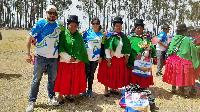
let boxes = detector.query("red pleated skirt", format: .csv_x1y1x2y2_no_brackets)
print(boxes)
163,54,200,87
54,62,86,95
97,59,110,86
97,57,130,89
130,71,153,88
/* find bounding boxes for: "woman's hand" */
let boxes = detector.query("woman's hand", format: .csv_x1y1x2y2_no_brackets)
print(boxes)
98,57,102,63
70,57,76,62
140,67,151,72
31,38,36,46
106,58,111,68
125,55,129,64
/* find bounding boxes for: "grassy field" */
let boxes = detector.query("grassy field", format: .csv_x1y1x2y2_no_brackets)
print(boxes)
0,30,200,112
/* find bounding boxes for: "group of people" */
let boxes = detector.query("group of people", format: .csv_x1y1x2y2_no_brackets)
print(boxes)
25,5,200,112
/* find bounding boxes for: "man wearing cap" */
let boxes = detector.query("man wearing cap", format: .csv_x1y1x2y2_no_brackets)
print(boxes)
156,24,170,76
25,5,61,112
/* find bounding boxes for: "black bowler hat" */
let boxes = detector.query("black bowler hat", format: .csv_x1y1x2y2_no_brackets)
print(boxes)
112,16,123,24
67,15,79,24
134,19,145,26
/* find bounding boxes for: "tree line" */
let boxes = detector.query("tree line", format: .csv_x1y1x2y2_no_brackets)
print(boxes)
0,0,199,34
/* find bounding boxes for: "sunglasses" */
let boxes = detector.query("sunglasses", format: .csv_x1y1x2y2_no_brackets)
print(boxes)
47,11,57,15
92,23,100,25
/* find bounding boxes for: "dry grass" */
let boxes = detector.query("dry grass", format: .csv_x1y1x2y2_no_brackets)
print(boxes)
0,30,200,112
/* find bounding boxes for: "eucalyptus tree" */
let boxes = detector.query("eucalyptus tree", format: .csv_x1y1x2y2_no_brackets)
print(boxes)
15,0,25,28
0,1,4,27
50,0,72,17
3,0,12,28
170,0,179,32
129,0,142,20
29,0,36,27
24,0,29,28
80,0,110,31
177,0,188,24
95,0,103,17
187,0,200,26
80,0,95,27
148,0,173,34
149,0,162,35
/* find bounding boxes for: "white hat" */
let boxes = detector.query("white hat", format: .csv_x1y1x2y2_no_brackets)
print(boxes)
46,5,57,12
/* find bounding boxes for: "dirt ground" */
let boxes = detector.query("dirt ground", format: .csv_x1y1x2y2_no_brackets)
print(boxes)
0,30,200,112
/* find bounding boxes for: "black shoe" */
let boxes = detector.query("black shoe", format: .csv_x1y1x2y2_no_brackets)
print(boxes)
150,103,159,111
86,90,94,98
110,90,120,95
104,93,110,97
59,100,65,105
65,96,75,103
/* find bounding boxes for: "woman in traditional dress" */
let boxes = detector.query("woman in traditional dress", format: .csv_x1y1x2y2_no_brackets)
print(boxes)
163,24,200,95
127,19,156,89
98,16,131,96
97,33,109,96
82,17,104,97
54,15,89,103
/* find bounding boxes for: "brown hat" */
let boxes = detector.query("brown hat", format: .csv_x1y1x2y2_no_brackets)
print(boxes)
176,23,187,31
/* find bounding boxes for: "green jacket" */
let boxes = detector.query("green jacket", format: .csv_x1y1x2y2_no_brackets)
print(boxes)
167,35,200,69
59,28,89,63
104,33,131,54
128,35,156,68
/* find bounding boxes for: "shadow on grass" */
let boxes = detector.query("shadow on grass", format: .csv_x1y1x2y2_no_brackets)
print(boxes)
149,87,173,100
0,73,22,80
35,92,121,111
175,88,200,99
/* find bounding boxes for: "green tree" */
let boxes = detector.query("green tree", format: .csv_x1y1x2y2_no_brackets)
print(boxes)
187,0,200,26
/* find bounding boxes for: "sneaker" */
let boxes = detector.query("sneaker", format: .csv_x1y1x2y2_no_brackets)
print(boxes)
48,96,59,106
26,101,35,112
